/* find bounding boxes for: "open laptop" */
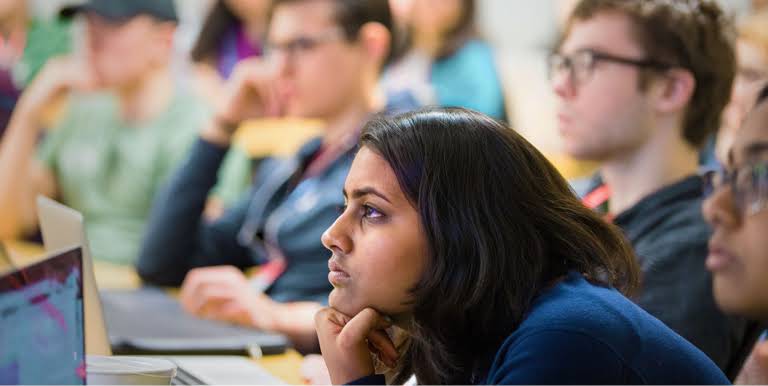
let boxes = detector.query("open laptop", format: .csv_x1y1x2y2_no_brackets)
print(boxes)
36,196,286,385
0,246,86,385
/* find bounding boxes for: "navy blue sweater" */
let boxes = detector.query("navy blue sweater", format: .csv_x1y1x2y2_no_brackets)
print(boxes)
350,272,729,385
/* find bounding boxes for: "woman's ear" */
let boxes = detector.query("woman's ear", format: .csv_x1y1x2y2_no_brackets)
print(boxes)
654,68,696,114
358,21,391,68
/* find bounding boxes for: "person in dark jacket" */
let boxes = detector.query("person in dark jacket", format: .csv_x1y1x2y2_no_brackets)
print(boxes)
551,0,762,378
315,107,727,385
137,0,396,352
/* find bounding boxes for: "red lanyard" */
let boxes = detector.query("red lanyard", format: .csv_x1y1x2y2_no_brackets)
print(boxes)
583,184,611,210
582,184,615,222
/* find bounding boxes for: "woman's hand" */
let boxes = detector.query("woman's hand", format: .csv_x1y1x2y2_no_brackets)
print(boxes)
315,307,399,385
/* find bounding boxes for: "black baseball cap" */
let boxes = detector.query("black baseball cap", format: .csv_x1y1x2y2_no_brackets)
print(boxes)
60,0,178,22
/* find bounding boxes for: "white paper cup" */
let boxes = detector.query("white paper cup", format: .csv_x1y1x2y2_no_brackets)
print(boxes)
86,355,177,385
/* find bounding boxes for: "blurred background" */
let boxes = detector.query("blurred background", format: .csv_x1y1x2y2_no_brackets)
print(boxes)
21,0,756,160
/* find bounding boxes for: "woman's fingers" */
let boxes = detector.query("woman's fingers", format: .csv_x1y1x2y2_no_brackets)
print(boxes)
368,329,397,357
337,308,382,348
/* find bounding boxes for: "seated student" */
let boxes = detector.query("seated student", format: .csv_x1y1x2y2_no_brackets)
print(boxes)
315,107,727,385
552,0,761,377
703,84,768,384
380,0,507,120
0,0,71,138
0,0,249,265
137,0,396,352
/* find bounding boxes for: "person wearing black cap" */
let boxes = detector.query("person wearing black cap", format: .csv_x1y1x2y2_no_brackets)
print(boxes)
0,0,249,265
59,0,178,22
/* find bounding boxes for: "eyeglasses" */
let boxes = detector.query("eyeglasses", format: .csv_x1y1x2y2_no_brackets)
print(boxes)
265,29,346,60
703,160,768,217
548,49,673,86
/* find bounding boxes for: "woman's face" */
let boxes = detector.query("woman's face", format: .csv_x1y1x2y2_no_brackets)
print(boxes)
321,147,429,318
704,101,768,320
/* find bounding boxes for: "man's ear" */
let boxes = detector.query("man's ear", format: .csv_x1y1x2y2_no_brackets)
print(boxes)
358,21,391,66
653,68,696,114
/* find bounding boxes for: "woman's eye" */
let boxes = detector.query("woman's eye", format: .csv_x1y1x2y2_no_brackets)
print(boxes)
363,205,383,219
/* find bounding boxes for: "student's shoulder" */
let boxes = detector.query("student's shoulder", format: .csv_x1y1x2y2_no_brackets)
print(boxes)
456,39,494,55
489,311,638,384
156,92,214,142
632,196,710,263
445,39,495,66
513,274,646,347
53,92,116,132
487,275,726,384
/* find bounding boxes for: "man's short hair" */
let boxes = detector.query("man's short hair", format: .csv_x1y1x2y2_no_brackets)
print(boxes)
269,0,397,64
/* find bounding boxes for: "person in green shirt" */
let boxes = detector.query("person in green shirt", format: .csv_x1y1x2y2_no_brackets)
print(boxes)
0,0,248,265
0,0,72,136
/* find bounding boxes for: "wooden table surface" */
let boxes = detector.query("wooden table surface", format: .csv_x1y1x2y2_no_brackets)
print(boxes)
1,240,305,385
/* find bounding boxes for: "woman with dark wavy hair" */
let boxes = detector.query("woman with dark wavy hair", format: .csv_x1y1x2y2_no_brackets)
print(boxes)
315,107,728,384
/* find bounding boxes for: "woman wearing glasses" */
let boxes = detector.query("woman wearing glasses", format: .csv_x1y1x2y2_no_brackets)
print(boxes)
704,84,768,384
315,107,727,384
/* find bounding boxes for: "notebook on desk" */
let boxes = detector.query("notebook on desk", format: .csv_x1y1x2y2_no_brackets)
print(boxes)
36,196,287,385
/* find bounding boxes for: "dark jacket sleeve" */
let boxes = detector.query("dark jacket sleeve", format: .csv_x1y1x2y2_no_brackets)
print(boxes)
136,138,254,286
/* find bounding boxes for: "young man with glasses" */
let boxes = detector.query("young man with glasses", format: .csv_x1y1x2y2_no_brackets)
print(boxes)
704,84,768,384
552,0,761,379
136,0,395,353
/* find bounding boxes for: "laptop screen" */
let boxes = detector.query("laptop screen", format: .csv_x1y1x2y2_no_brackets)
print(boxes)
0,248,86,385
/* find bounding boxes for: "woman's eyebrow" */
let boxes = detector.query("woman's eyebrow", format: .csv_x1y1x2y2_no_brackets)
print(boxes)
346,187,392,203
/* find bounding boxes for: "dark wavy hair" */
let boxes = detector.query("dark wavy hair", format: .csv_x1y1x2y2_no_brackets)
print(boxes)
359,107,640,384
191,1,241,64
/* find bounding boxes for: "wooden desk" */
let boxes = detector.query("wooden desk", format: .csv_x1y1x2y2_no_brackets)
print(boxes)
1,240,305,384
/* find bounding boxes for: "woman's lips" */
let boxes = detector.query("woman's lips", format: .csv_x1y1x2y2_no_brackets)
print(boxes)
706,243,738,273
328,259,351,286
